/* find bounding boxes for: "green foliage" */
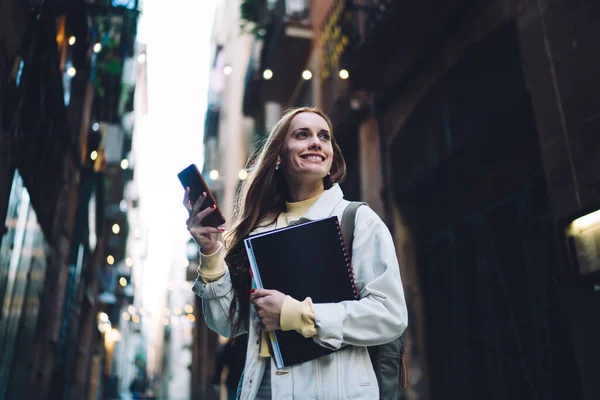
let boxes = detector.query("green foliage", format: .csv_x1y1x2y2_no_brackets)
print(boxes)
240,0,268,37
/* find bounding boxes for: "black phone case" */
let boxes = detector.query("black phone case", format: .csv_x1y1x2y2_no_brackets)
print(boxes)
177,164,226,228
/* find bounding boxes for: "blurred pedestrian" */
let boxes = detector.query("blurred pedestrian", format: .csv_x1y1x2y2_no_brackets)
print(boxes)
186,107,407,399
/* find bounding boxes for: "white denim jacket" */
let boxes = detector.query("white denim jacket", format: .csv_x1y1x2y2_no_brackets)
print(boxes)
192,184,408,400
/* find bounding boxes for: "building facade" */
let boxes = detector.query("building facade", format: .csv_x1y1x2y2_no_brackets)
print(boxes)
0,1,142,399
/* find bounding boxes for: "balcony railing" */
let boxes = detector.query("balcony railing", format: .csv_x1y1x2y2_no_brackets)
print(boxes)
334,0,472,91
242,0,313,113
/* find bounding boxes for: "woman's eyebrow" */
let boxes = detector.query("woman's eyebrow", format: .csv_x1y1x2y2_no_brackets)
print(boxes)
291,127,330,134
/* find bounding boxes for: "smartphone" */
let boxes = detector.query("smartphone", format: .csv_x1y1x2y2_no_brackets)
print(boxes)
177,164,226,228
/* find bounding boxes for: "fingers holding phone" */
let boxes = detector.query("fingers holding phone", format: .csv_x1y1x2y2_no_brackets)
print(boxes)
184,187,223,254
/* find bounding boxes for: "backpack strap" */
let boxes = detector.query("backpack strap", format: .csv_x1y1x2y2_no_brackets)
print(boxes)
341,201,409,396
340,201,366,250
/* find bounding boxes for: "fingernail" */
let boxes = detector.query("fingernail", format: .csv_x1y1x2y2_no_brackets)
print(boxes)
249,269,253,277
202,192,207,197
211,204,216,209
249,289,255,294
219,228,225,232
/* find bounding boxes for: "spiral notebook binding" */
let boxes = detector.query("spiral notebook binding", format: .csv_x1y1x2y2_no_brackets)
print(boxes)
337,221,360,300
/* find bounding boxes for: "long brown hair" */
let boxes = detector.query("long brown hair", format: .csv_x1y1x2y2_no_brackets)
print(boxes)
223,107,346,338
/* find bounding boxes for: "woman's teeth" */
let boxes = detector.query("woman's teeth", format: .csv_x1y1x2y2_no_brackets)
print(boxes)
303,155,321,161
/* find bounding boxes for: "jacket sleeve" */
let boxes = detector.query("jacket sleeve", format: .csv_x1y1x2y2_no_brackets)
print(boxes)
192,246,245,338
312,206,408,350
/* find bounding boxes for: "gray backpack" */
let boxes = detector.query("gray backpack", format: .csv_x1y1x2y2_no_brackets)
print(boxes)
341,202,408,399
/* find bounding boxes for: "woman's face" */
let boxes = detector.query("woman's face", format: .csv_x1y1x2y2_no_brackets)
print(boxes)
278,112,334,183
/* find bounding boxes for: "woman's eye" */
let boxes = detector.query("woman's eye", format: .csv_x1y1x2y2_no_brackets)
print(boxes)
319,133,330,140
296,132,308,138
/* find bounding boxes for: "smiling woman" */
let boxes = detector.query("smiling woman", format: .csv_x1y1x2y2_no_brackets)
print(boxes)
277,112,335,201
186,106,408,399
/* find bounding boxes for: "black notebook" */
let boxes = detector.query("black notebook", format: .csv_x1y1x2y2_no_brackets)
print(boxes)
244,216,359,368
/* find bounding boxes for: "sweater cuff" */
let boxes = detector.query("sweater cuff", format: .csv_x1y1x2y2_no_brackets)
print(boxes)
280,296,317,338
199,242,226,283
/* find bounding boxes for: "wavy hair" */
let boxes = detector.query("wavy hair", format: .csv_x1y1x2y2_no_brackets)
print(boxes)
223,107,346,338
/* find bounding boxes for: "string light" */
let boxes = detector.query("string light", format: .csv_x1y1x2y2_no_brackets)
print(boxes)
339,69,349,80
238,169,248,180
302,70,312,80
90,151,98,161
107,255,114,265
67,67,77,77
137,53,147,64
119,277,127,287
126,257,134,267
112,224,120,234
263,69,273,80
69,36,76,45
121,159,129,170
223,65,232,75
93,43,102,53
209,170,219,180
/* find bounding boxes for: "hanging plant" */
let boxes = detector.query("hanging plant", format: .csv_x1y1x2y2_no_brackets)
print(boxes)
240,0,269,38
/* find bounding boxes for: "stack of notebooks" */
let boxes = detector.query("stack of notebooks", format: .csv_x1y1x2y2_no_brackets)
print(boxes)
244,216,359,368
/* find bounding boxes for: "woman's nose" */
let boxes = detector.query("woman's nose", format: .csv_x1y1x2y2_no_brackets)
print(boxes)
308,135,322,149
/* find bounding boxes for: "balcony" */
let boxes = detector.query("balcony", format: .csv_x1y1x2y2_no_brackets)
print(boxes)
337,0,473,95
243,0,313,116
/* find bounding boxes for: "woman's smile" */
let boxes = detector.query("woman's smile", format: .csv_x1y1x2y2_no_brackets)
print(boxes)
299,153,326,162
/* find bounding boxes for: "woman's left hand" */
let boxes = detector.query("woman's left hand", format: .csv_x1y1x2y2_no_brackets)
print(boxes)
250,289,286,331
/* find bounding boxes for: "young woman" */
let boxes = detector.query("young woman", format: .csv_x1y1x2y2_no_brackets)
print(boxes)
185,107,407,399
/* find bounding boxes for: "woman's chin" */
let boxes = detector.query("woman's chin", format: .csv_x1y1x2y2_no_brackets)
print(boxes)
290,169,328,182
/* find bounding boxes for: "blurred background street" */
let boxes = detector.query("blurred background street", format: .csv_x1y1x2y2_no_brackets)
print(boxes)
0,0,599,399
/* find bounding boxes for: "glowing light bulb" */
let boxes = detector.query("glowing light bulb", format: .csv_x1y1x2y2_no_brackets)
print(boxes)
263,69,273,80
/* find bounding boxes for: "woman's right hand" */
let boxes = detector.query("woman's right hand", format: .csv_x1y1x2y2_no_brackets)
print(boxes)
183,187,224,254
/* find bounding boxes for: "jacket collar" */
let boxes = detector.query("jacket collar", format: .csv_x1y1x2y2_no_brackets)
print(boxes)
303,183,345,220
250,184,345,236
